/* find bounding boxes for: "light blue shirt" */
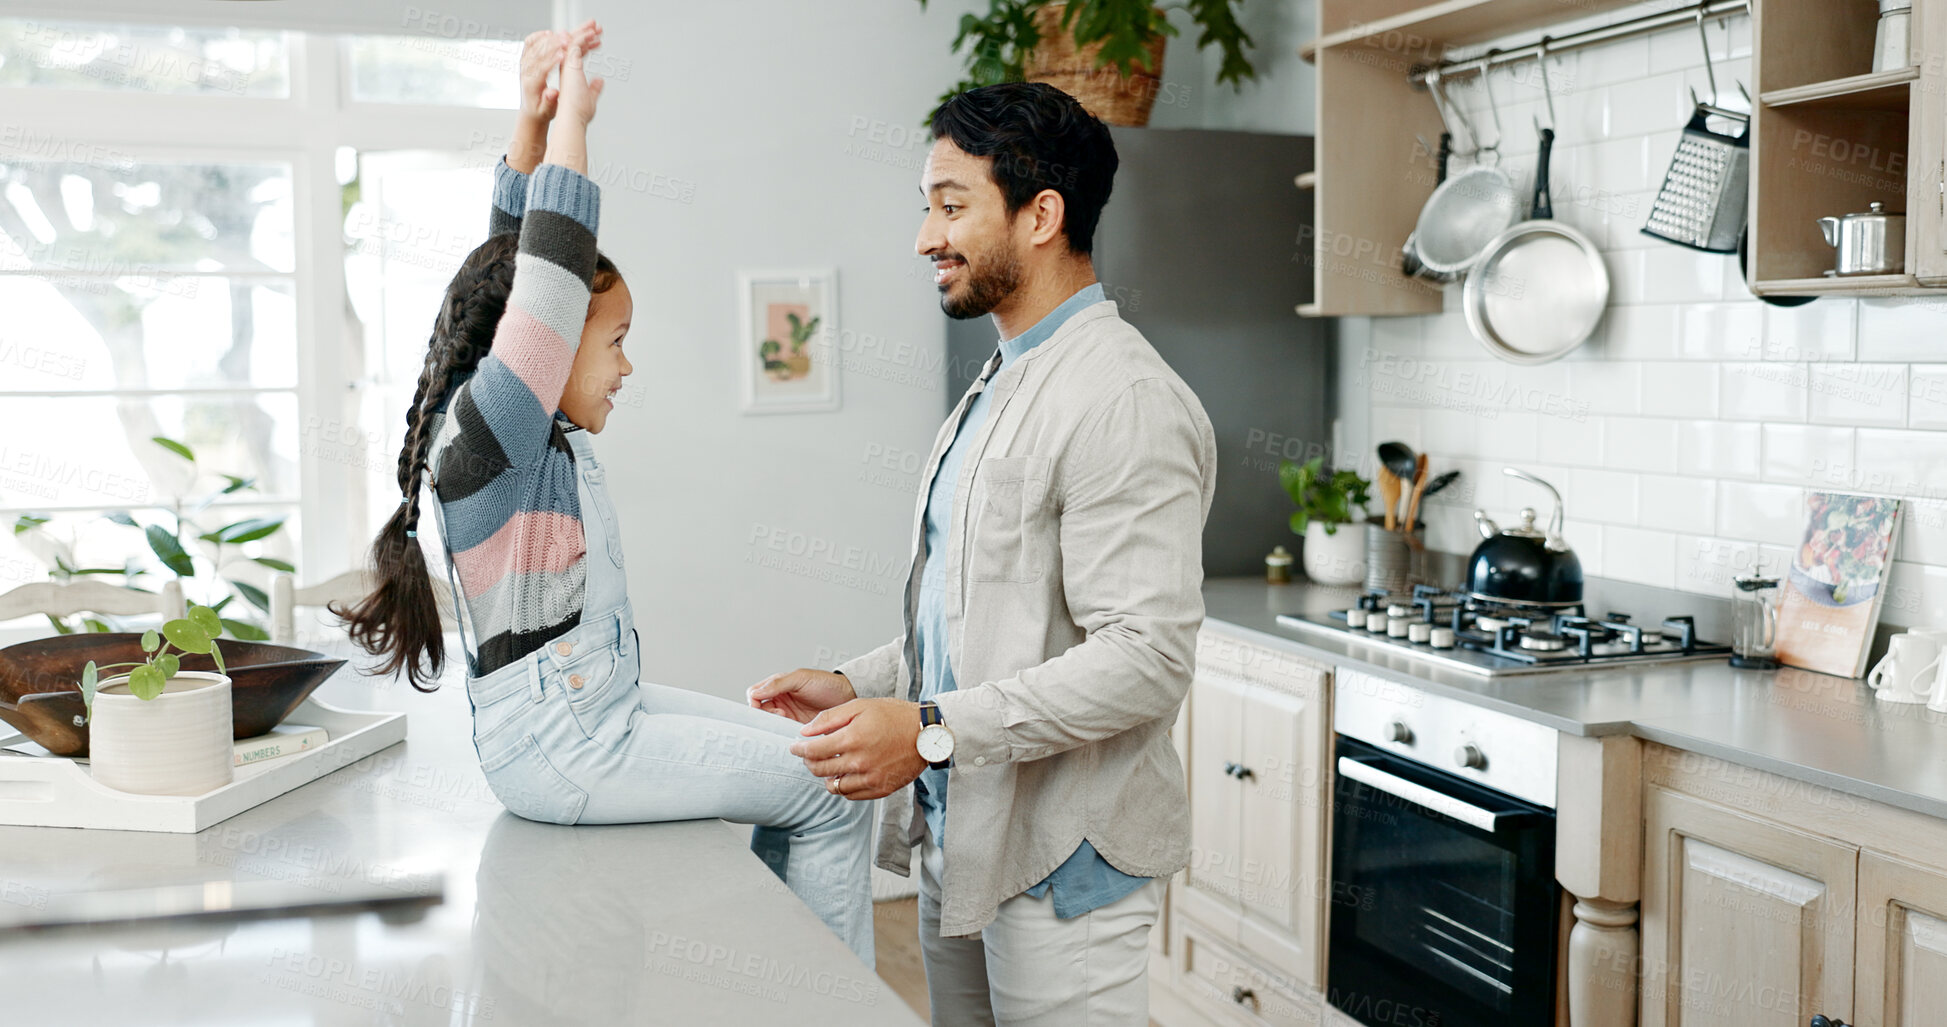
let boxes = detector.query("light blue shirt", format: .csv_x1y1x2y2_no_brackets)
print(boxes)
914,282,1148,919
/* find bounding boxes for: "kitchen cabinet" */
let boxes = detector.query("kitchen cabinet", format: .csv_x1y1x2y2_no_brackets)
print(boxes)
1639,786,1856,1026
1641,744,1947,1027
1153,626,1333,1027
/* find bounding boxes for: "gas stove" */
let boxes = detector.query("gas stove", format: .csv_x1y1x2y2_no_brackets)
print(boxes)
1277,584,1733,677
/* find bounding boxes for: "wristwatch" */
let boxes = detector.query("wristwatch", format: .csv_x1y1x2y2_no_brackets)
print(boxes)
917,701,955,769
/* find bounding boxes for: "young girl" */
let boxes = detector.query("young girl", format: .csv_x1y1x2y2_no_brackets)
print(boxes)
335,25,873,964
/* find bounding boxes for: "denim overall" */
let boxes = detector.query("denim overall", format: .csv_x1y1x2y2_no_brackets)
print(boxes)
428,427,874,965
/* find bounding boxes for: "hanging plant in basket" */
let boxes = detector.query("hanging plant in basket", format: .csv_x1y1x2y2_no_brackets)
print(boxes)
918,0,1259,126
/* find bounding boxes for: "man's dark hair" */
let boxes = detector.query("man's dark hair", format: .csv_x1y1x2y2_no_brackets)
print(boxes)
929,83,1118,255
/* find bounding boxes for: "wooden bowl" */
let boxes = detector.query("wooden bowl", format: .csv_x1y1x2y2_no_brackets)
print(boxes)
0,633,346,757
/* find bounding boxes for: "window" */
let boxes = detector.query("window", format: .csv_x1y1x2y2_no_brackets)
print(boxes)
0,23,506,638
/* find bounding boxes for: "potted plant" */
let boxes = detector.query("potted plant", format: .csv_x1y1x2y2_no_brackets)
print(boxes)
761,312,820,381
1279,457,1371,586
917,0,1259,126
78,603,234,796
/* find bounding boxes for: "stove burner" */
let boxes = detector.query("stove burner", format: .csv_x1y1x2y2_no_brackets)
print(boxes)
1518,631,1568,652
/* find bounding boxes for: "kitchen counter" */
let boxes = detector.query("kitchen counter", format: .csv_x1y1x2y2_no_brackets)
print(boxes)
1203,577,1947,822
0,649,920,1027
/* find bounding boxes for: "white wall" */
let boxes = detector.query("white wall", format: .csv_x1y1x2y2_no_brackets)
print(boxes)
1333,6,1947,629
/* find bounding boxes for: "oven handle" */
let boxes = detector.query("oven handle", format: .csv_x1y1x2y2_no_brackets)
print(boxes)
1337,756,1502,833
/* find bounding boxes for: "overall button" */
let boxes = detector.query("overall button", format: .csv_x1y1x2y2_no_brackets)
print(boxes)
555,641,573,656
569,674,586,690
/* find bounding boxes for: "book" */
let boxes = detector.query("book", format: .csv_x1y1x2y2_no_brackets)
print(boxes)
1774,492,1902,678
234,725,329,767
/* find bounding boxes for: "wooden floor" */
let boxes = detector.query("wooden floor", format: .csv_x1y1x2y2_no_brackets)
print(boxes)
873,898,1164,1027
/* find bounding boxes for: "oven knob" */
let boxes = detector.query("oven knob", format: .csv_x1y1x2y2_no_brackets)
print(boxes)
1346,608,1367,628
1429,626,1456,649
1454,744,1486,770
1384,721,1413,744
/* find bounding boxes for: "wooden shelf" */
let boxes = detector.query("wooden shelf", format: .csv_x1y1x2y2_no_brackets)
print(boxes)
1751,273,1922,295
1302,0,1642,61
1760,67,1918,111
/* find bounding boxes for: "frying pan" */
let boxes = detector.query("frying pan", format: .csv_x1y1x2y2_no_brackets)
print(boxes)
1462,126,1608,364
1411,65,1522,276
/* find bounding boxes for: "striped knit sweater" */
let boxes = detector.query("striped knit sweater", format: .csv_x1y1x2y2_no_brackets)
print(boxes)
427,158,602,675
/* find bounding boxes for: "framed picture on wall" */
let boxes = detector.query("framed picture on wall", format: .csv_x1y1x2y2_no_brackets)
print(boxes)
737,268,840,414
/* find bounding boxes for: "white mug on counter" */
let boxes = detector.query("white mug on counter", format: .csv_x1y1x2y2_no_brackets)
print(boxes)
1869,630,1943,704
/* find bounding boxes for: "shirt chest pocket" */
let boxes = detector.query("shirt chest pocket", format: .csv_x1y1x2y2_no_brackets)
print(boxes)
967,455,1054,584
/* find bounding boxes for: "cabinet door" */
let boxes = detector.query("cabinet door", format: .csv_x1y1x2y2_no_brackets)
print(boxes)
1235,663,1330,991
1185,670,1247,940
1856,850,1947,1027
1641,787,1857,1027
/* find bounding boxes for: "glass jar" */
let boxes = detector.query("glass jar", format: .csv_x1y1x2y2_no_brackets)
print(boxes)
1730,571,1782,669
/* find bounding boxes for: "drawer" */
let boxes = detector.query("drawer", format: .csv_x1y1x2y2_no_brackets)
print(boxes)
1175,917,1323,1027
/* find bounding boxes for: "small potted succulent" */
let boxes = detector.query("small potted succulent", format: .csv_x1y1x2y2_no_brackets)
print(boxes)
1279,457,1371,586
79,604,234,796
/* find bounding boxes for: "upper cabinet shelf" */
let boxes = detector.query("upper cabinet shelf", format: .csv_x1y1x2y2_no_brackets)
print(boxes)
1758,67,1917,110
1303,0,1642,61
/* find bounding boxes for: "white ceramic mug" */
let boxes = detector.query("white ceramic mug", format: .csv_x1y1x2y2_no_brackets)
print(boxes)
1869,632,1942,704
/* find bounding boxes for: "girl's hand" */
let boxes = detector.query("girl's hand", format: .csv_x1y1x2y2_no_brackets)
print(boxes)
553,26,605,129
516,28,567,123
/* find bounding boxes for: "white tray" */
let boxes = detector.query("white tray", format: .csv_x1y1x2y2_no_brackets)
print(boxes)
0,698,406,833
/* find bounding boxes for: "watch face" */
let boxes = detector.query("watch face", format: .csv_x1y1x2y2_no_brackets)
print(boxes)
917,724,954,763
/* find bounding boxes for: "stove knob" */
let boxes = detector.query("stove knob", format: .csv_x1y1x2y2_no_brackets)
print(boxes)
1384,721,1413,744
1346,608,1367,628
1454,744,1486,770
1429,627,1456,649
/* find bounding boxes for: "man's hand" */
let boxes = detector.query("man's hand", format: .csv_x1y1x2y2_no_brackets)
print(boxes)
748,668,856,724
790,698,927,801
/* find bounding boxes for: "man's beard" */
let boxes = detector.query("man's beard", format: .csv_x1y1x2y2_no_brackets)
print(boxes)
937,244,1023,320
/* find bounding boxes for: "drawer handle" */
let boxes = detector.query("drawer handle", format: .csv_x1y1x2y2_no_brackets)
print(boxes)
1809,1017,1850,1027
1221,761,1256,781
1231,985,1259,1010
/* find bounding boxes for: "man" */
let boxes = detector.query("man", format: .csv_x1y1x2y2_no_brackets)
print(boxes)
749,82,1215,1025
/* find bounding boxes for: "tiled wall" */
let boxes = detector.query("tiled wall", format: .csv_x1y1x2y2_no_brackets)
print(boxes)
1334,6,1947,629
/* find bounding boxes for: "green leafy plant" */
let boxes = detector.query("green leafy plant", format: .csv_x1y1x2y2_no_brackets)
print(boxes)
79,603,227,717
1279,457,1371,536
761,313,821,374
917,0,1258,109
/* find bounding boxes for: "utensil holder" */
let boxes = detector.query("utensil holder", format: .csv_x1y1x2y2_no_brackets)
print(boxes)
1365,523,1424,595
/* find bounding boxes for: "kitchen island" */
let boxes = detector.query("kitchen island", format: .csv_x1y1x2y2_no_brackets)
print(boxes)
0,648,919,1027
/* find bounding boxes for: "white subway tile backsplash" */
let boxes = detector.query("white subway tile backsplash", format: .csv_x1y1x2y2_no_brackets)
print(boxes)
1909,365,1947,430
1763,301,1857,362
1717,480,1806,546
1351,33,1947,598
1675,419,1761,480
1677,302,1762,360
1638,474,1716,535
1857,298,1947,362
1640,362,1719,417
1807,363,1907,428
1760,423,1854,487
1720,362,1808,421
1603,525,1677,588
1603,416,1680,472
1570,467,1640,525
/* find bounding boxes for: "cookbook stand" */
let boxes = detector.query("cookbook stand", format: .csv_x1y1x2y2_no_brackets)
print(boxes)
0,698,405,833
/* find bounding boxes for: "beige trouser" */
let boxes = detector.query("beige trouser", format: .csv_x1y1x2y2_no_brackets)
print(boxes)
916,822,1163,1027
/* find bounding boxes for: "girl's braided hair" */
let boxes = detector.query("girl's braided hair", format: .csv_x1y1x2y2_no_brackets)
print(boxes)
333,232,620,690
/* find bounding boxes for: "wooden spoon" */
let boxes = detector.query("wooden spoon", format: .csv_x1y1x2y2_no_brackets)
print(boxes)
1378,466,1401,532
1404,453,1430,533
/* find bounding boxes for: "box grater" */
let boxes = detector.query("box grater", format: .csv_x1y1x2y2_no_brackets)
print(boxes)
1642,104,1749,253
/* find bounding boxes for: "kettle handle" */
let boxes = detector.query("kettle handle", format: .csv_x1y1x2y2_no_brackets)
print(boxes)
1503,467,1565,537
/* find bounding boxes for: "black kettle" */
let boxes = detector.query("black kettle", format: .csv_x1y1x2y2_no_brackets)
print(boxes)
1466,468,1583,607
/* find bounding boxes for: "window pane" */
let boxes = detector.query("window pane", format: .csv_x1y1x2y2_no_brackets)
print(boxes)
0,276,296,391
346,35,518,108
0,160,295,274
0,19,288,97
0,393,301,507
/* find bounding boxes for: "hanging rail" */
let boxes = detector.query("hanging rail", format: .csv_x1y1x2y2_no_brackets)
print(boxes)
1408,0,1749,86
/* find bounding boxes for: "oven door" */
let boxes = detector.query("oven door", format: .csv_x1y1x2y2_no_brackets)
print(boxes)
1328,736,1559,1027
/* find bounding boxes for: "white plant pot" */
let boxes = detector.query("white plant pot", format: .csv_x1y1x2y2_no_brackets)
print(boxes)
89,671,234,796
1302,520,1367,586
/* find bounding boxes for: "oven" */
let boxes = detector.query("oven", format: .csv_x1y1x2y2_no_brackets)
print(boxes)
1328,670,1561,1027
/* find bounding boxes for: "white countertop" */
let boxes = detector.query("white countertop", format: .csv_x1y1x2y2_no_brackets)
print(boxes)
0,647,921,1027
1203,577,1947,822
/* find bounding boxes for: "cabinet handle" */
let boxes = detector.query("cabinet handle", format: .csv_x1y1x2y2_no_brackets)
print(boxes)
1220,761,1255,781
1809,1017,1850,1027
1231,985,1259,1010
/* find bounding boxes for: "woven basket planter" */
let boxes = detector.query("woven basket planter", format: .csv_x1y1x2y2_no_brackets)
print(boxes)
1021,5,1169,126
